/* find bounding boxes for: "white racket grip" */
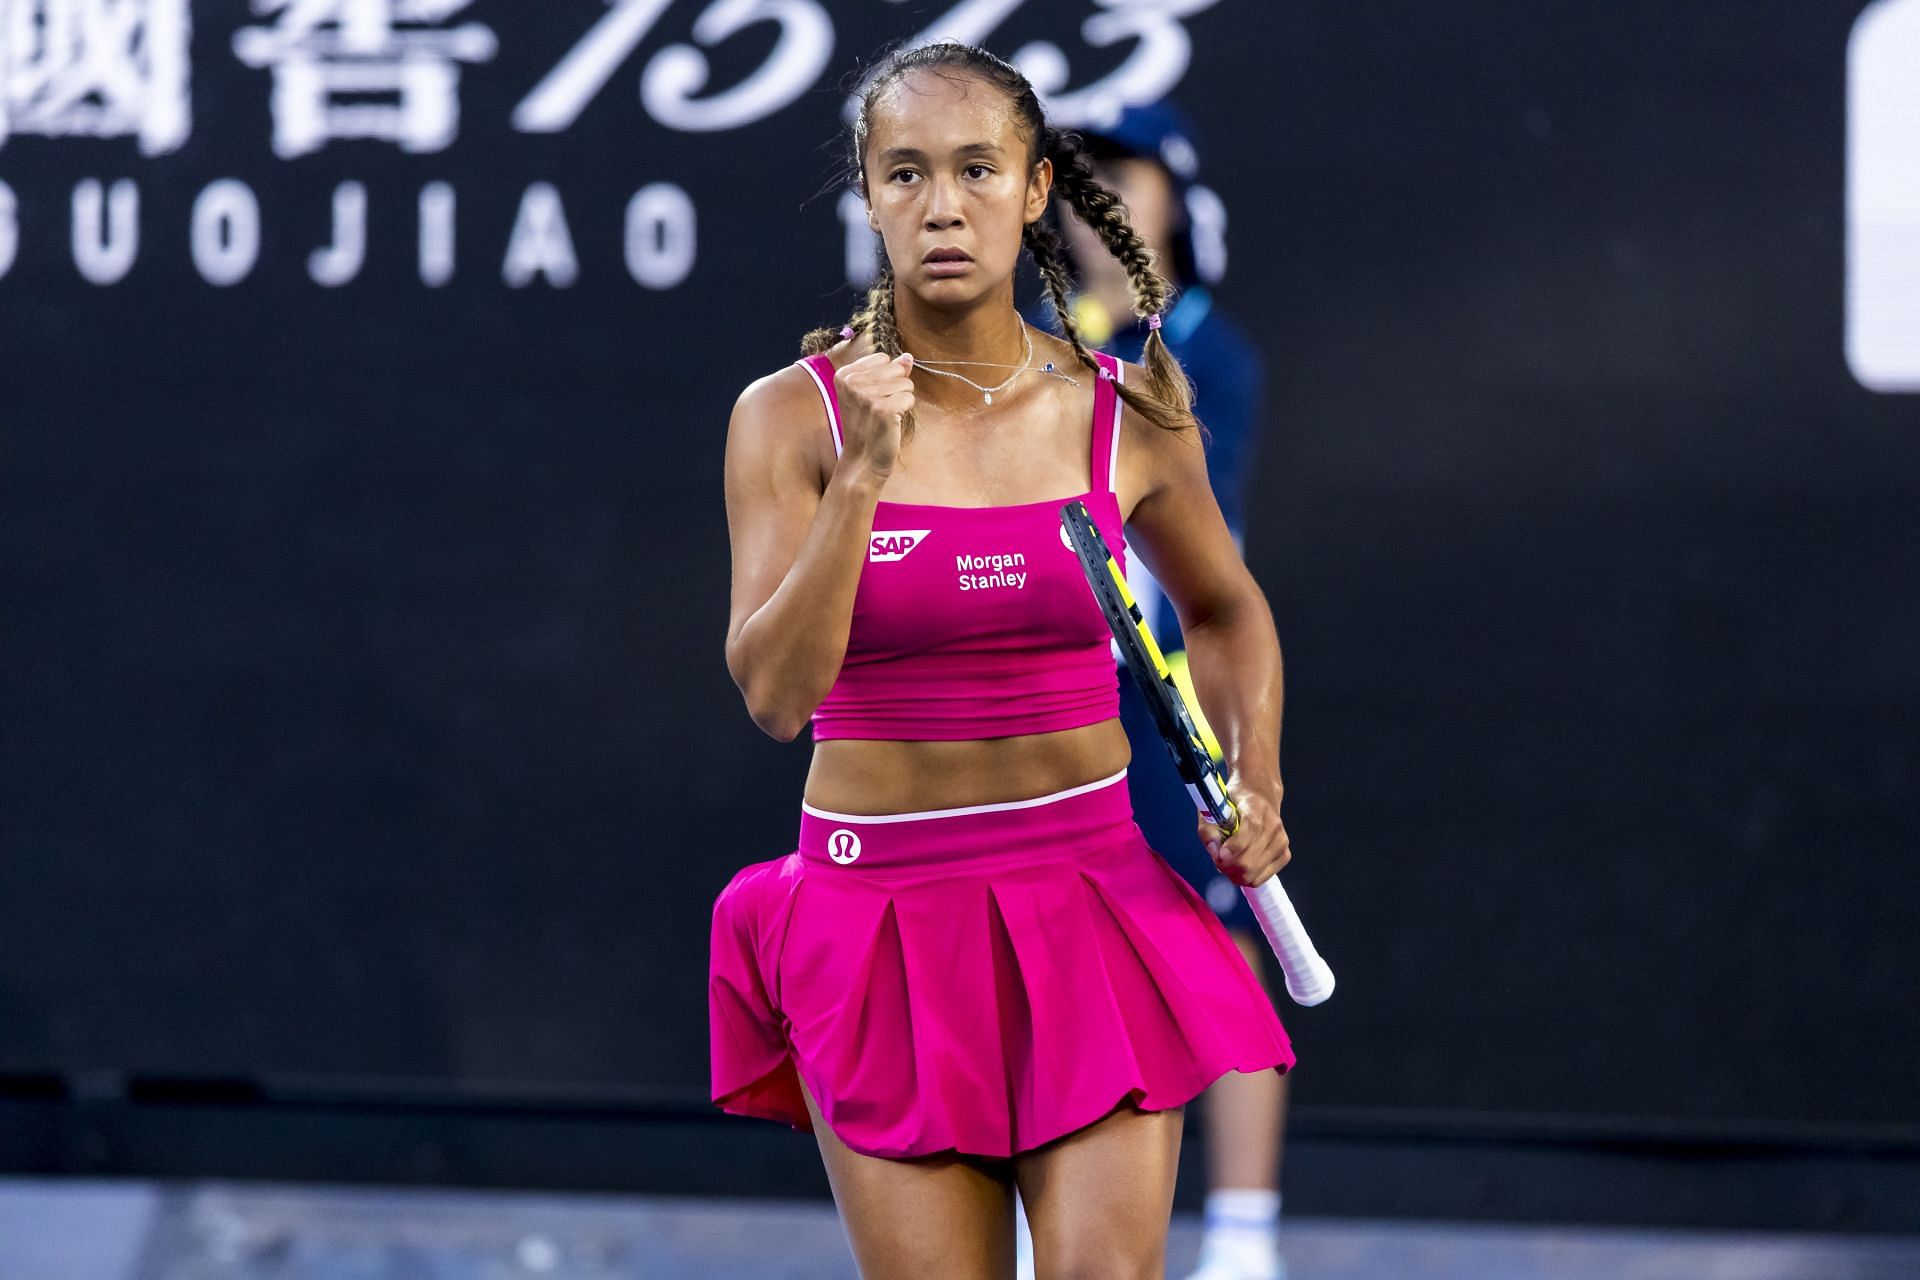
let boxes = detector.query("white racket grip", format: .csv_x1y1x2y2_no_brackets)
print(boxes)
1242,878,1335,1006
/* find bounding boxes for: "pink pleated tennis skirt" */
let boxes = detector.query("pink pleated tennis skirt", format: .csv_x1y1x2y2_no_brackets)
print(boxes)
707,769,1294,1160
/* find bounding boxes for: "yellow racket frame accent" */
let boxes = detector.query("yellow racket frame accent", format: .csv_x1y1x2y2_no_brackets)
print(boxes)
1064,503,1337,1007
1165,651,1224,764
1098,541,1228,832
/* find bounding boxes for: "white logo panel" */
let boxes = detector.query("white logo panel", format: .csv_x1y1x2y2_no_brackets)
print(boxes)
1848,0,1920,392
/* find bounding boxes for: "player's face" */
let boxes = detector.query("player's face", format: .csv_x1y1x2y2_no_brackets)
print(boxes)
861,70,1051,307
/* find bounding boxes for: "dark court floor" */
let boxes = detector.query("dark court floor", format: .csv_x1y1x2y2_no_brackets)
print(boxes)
2,1178,1918,1279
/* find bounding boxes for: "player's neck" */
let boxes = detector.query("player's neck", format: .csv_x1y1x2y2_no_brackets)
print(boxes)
892,292,1026,371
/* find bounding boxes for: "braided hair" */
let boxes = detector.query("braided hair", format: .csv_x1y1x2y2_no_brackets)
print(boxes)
801,41,1198,439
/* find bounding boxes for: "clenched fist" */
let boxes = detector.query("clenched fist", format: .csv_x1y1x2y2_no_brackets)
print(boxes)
833,351,915,479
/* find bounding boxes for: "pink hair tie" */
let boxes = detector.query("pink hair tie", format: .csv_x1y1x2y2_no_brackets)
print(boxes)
840,325,855,339
1146,313,1163,331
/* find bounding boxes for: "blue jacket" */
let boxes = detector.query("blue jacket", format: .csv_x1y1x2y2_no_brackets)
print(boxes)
1056,287,1267,649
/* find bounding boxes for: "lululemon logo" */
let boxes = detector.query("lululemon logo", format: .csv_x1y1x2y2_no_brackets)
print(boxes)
827,829,862,864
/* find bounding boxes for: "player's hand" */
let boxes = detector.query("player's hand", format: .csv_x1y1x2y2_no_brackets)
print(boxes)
1199,772,1291,888
834,351,915,480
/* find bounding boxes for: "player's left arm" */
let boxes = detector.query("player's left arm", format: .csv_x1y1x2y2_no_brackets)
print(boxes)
1119,370,1290,887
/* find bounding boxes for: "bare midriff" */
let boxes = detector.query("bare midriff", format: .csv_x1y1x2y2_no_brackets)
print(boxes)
803,718,1133,815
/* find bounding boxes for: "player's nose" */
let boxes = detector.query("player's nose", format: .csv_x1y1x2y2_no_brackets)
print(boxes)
923,174,964,228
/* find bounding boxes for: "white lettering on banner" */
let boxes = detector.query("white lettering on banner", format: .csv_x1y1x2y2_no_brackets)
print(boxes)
0,0,191,155
840,189,878,288
0,3,1222,291
863,0,1219,125
503,182,578,288
1185,183,1226,284
233,0,497,159
192,179,261,286
1847,0,1920,393
514,0,672,132
0,181,15,279
36,180,704,286
309,181,367,286
892,0,1025,69
72,178,139,285
641,0,833,132
1020,0,1219,120
419,180,455,286
516,0,832,134
624,182,695,288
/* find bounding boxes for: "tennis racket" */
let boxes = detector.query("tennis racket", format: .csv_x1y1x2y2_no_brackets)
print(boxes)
1061,500,1335,1007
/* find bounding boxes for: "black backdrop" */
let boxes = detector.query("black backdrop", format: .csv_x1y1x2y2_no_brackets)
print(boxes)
3,0,1916,1158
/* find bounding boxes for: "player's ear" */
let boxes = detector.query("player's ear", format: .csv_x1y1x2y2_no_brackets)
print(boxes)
1025,156,1053,222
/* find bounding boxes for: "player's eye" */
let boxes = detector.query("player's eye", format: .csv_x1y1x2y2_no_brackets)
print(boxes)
890,169,920,185
964,164,993,179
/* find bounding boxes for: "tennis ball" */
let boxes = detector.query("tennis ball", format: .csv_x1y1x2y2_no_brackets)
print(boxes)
1071,295,1115,348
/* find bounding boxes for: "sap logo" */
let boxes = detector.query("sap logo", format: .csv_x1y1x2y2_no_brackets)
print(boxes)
869,530,931,563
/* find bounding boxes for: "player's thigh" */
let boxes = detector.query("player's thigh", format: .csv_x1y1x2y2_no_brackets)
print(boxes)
1012,1099,1184,1280
799,1074,1015,1280
1229,926,1273,995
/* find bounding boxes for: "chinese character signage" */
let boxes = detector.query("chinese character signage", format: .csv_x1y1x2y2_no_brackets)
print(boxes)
0,0,1225,290
0,0,191,154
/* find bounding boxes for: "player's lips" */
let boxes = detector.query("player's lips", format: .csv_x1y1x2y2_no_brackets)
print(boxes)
922,247,973,276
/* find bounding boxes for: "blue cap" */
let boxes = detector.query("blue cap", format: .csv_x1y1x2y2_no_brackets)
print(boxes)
1069,100,1202,191
1059,99,1217,285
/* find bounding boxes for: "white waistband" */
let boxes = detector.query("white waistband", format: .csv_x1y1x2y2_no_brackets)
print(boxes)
800,767,1129,825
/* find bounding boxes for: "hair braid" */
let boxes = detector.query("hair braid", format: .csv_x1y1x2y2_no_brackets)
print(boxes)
861,263,916,439
1047,130,1172,318
798,324,840,356
798,261,918,441
1024,219,1101,377
1042,127,1197,433
861,264,902,358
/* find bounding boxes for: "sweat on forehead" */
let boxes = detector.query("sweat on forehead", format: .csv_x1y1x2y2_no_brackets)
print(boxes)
859,67,1037,167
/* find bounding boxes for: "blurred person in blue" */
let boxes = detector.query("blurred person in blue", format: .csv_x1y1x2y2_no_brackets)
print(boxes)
1014,99,1289,1280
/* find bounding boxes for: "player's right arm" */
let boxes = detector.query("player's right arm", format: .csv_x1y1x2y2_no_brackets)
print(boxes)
723,351,913,741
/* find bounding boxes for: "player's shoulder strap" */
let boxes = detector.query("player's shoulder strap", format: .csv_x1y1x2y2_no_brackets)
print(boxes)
1089,350,1124,497
794,354,844,457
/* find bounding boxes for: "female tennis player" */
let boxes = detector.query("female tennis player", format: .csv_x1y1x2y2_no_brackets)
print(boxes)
711,41,1296,1280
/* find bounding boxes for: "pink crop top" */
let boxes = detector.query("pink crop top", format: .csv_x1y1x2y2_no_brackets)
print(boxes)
796,349,1130,741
